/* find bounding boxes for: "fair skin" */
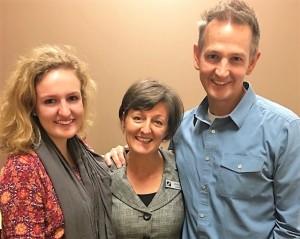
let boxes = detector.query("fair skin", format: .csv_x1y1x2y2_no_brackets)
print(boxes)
35,68,84,165
104,19,261,166
194,19,260,116
123,102,169,194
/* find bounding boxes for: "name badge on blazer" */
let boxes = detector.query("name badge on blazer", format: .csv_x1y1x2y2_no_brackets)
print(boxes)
165,180,181,190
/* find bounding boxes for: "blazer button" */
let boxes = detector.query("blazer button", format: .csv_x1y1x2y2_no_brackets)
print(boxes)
143,235,151,239
143,213,151,221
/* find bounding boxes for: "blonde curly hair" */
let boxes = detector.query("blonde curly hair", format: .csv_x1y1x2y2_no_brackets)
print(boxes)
0,44,96,154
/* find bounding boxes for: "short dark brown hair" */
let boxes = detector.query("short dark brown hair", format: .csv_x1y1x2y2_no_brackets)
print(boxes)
198,0,260,58
119,78,184,140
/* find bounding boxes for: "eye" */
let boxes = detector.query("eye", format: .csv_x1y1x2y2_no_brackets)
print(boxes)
231,56,242,62
153,119,164,127
206,53,219,62
209,54,218,59
44,99,56,104
133,116,142,122
69,95,79,101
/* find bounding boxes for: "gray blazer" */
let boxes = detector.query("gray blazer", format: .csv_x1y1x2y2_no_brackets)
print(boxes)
110,148,184,239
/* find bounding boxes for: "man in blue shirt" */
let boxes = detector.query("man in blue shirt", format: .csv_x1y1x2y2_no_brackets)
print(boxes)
105,0,300,238
170,0,300,238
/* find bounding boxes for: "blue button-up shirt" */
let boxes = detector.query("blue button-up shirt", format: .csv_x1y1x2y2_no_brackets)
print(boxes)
171,82,300,239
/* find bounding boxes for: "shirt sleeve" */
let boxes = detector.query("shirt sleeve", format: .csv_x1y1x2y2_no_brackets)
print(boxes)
0,154,47,238
273,119,300,237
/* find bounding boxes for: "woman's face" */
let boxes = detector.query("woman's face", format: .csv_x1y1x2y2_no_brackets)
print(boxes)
35,68,84,146
122,102,169,157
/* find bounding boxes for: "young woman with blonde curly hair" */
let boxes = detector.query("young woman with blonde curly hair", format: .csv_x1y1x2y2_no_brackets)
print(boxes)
0,44,115,239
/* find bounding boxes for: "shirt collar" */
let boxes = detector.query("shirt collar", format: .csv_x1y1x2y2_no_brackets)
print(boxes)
193,82,257,129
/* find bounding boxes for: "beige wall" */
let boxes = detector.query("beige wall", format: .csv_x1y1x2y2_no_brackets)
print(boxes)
0,0,299,163
0,1,3,90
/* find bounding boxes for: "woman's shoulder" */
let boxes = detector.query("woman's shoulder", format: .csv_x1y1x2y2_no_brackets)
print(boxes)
3,150,41,168
159,148,175,161
159,148,178,172
0,151,46,183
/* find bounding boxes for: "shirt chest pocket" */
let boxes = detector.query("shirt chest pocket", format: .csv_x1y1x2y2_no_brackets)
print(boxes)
217,155,265,198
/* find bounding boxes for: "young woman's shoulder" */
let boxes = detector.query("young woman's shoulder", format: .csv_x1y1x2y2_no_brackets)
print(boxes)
2,150,41,169
0,150,47,187
0,152,64,238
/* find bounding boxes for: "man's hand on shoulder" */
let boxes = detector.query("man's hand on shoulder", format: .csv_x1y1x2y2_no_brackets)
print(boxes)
103,145,127,168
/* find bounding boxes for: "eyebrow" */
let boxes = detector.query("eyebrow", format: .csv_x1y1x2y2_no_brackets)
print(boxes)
37,91,81,98
205,49,247,58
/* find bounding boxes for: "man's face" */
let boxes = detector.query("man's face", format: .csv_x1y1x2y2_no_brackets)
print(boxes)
194,19,260,115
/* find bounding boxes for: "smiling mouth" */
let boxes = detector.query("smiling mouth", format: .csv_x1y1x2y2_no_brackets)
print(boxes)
136,136,152,143
55,120,74,125
212,79,231,85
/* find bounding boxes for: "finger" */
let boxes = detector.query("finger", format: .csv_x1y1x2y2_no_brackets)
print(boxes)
116,145,126,165
103,153,112,167
110,148,123,168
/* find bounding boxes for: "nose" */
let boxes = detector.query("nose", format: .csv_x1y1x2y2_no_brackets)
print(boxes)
141,120,151,134
215,59,229,78
58,101,71,116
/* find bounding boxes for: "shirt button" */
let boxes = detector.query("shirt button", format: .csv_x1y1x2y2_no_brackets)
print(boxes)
211,129,216,134
143,235,151,239
199,213,205,218
201,184,207,190
237,164,243,169
143,213,151,221
205,156,210,161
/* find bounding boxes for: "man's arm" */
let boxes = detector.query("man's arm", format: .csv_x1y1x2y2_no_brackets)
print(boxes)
273,119,300,237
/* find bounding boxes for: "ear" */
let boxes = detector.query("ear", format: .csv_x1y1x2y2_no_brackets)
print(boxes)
193,44,200,70
246,52,261,75
121,118,126,134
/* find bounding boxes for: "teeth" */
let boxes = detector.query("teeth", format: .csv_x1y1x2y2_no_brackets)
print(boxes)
136,136,151,142
56,120,73,125
213,80,229,85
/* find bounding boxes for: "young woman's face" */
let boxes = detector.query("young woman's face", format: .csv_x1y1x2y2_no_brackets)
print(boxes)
122,102,169,157
35,68,84,145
